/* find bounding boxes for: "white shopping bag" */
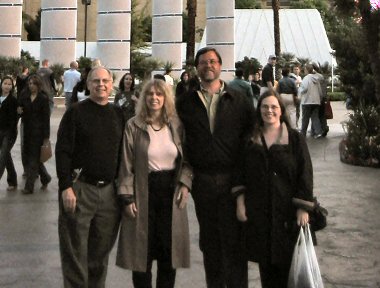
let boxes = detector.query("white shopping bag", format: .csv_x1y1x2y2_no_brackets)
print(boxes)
288,224,324,288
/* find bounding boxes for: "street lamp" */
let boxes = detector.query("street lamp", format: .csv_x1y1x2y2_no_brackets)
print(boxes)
82,0,91,57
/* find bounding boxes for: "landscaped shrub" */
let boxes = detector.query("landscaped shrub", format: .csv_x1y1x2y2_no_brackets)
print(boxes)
340,104,380,168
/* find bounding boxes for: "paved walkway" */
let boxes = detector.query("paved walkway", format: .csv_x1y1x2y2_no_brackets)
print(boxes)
0,102,379,287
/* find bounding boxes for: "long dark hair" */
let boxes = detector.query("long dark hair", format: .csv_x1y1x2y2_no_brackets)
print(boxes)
254,90,291,138
0,75,15,97
26,74,43,94
119,72,135,92
76,67,91,94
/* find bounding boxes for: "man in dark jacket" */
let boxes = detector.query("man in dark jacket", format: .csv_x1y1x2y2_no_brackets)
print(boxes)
176,47,254,288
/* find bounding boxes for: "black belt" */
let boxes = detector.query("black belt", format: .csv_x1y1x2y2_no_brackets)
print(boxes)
79,175,112,188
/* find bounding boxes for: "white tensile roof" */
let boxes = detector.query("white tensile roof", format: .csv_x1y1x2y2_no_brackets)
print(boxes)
200,9,334,66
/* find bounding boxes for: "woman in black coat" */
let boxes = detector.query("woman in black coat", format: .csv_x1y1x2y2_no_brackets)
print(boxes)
236,90,314,288
0,76,18,190
18,74,51,194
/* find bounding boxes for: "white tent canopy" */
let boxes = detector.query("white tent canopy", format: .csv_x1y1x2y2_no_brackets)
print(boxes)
200,9,334,66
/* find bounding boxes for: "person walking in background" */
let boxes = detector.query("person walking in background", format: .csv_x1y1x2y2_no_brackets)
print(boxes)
298,64,324,138
175,71,190,99
16,67,30,177
290,64,303,126
164,67,174,87
56,66,124,287
37,59,57,114
312,63,329,137
16,66,29,97
63,61,81,110
277,67,298,128
116,79,192,288
18,74,51,194
251,71,262,108
228,68,254,104
114,72,139,122
261,55,277,95
236,91,313,288
176,47,253,288
71,67,91,105
0,76,18,191
289,64,302,89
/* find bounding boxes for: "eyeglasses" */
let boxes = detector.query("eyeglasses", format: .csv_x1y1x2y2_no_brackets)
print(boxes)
198,59,219,66
91,78,112,85
261,105,280,111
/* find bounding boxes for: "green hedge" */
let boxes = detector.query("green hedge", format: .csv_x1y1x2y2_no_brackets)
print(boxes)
327,91,346,101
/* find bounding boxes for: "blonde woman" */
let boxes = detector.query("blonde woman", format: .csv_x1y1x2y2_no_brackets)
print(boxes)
116,79,192,288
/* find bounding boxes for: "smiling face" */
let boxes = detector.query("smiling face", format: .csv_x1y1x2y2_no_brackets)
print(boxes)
146,85,165,114
88,67,113,104
260,95,282,127
196,51,222,83
123,74,133,90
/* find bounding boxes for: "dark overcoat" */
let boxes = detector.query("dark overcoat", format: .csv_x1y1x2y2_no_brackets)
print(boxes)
242,124,314,265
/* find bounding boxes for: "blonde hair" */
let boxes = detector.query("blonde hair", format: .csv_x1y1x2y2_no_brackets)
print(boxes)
136,79,176,125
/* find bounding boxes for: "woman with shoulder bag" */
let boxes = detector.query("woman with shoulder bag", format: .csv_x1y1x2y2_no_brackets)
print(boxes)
18,74,51,194
236,90,315,288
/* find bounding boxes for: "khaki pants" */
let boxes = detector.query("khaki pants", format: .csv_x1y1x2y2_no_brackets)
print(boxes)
58,180,120,288
280,93,297,129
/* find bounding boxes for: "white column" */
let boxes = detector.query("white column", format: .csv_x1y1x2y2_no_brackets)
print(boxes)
0,0,22,58
40,0,77,67
206,0,235,81
152,0,182,78
97,0,131,81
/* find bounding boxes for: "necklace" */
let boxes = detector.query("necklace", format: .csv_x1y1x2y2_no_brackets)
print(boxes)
150,123,163,132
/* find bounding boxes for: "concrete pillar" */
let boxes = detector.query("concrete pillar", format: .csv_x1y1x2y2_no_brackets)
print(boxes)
97,0,131,81
152,0,182,78
40,0,77,67
206,0,235,81
0,0,22,58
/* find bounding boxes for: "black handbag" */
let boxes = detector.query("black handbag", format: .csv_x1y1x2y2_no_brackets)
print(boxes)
292,197,328,231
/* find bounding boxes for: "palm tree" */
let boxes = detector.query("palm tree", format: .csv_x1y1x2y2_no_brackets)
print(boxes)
186,0,197,69
272,0,281,57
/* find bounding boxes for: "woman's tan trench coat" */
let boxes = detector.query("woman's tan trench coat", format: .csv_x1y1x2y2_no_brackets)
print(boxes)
116,116,193,272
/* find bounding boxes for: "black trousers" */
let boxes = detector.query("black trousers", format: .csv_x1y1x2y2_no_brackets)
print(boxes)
23,136,51,191
0,131,17,186
133,170,176,288
259,261,291,288
191,172,248,288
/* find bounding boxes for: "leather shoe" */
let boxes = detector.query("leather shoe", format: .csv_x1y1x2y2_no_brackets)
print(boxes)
41,177,52,190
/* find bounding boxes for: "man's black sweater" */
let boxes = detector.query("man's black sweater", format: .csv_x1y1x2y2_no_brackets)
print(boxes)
55,99,124,192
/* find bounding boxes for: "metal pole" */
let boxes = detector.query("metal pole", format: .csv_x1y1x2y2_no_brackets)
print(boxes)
84,3,88,57
330,50,335,93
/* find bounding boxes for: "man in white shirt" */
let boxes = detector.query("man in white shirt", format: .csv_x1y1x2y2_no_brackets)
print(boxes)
63,61,81,109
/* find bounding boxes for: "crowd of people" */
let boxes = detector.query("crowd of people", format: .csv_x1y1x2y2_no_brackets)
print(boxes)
0,48,327,287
